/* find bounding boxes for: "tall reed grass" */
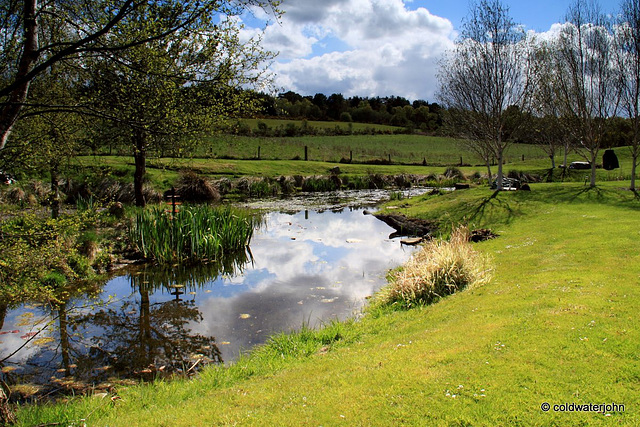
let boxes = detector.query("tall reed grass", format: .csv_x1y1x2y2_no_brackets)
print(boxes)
374,226,492,309
129,205,260,264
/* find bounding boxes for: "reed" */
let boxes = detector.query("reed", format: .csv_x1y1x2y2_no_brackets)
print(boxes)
129,205,260,264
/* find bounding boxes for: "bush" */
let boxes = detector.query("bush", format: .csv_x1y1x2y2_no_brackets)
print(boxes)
373,226,492,309
339,112,353,122
443,166,465,181
176,170,220,203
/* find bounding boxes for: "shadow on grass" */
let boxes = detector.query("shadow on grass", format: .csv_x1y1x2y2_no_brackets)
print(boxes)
466,190,518,226
462,184,640,228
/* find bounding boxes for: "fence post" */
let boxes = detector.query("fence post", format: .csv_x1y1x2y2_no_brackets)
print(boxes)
305,146,308,161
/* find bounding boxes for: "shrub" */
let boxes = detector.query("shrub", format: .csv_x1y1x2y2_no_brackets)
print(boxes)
443,166,465,181
301,176,339,192
176,170,220,203
339,112,353,122
373,226,492,309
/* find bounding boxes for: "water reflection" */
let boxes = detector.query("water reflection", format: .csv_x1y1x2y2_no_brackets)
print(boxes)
0,207,415,400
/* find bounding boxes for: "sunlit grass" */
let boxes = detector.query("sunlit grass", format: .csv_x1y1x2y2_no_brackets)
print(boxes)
129,204,260,264
14,183,640,426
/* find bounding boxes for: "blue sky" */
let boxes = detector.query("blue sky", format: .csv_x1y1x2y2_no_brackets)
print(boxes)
416,0,578,32
245,0,619,101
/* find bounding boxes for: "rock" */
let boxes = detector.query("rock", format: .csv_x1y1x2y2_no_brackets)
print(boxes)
400,237,424,246
520,183,531,191
329,166,341,175
372,213,436,238
469,228,498,242
454,183,470,190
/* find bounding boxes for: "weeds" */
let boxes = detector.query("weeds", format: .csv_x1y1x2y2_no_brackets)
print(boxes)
373,226,492,309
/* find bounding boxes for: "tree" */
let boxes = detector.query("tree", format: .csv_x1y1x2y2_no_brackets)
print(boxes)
437,0,534,189
84,2,278,206
615,0,640,190
0,0,280,151
545,0,617,187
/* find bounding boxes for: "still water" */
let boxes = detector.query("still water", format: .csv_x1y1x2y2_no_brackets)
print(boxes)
0,200,421,397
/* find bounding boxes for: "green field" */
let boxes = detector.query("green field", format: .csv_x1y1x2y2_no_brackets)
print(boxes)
16,182,640,426
78,143,634,194
199,133,550,166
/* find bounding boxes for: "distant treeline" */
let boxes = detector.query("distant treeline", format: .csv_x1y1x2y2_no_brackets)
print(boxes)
247,91,633,148
253,91,444,133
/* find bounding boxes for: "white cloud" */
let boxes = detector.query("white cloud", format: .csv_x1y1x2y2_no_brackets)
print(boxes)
252,0,456,100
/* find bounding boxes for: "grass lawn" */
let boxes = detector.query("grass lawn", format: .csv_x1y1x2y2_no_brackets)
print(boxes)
16,182,640,426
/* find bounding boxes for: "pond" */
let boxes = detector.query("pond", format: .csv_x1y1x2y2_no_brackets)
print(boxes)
0,189,429,400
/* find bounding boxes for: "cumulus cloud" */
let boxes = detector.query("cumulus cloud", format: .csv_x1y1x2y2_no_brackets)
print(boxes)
249,0,456,100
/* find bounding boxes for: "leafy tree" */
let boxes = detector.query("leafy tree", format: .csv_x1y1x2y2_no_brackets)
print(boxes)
1,0,271,150
437,0,534,189
84,2,279,206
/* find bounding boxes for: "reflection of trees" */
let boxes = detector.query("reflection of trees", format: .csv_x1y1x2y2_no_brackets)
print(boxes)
76,284,221,380
4,241,252,401
129,249,253,294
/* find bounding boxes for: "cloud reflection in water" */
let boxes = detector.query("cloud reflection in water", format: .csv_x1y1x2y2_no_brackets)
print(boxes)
188,208,416,361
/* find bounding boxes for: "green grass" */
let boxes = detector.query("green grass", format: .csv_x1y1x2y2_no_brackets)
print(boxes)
198,133,549,165
15,182,640,426
129,204,259,264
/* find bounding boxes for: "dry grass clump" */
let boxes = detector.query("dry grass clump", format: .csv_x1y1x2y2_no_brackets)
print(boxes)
176,170,220,202
375,226,492,308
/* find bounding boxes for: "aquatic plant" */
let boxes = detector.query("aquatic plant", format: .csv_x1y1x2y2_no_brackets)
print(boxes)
129,205,260,264
374,226,492,308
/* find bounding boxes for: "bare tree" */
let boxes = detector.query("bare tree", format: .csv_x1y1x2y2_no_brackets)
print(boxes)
437,0,534,190
547,0,618,187
530,43,574,171
615,0,640,190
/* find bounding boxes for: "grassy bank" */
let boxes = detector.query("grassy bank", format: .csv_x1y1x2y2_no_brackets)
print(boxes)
15,182,639,426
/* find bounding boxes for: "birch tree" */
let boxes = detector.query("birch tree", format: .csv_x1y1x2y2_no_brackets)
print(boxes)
615,0,640,190
437,0,534,190
85,2,278,207
547,0,617,187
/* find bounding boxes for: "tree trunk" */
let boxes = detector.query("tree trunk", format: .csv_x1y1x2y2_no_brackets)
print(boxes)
631,153,637,191
50,164,60,219
550,155,556,169
0,0,39,150
134,135,146,207
496,151,504,190
590,152,597,188
485,161,492,184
